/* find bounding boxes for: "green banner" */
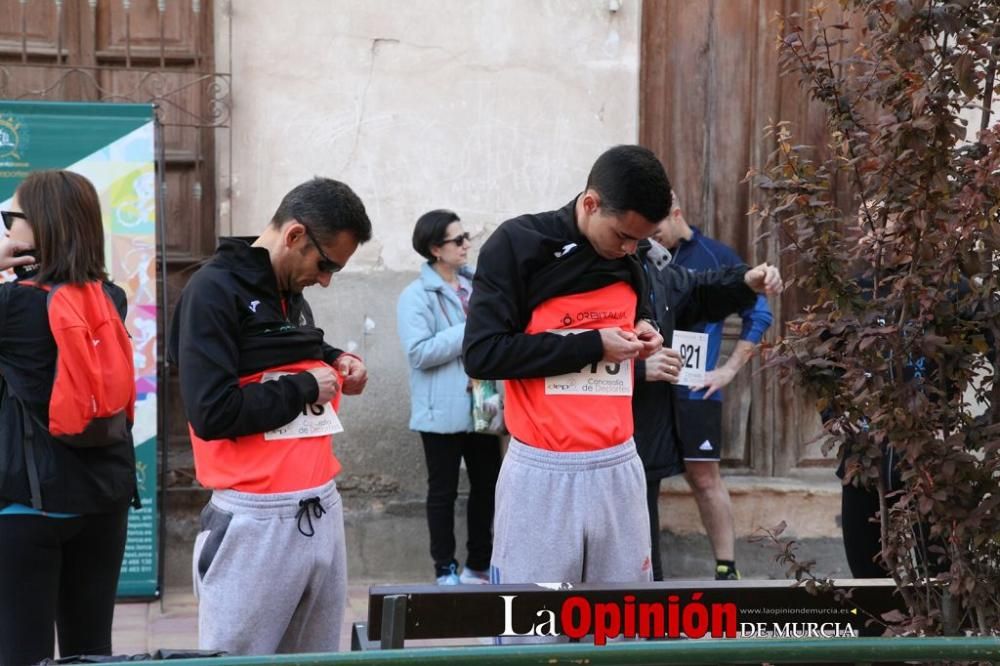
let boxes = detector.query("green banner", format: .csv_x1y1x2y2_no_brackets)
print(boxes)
0,101,160,598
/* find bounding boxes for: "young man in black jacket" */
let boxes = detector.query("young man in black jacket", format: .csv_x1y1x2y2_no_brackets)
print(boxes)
633,235,781,581
463,145,780,591
168,177,370,655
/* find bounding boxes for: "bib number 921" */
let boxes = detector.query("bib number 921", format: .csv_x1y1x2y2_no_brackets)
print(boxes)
679,344,701,369
670,330,709,387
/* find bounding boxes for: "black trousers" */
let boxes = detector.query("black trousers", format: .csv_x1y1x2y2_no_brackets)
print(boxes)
0,508,129,666
841,479,945,580
646,477,664,581
841,481,889,578
419,432,502,576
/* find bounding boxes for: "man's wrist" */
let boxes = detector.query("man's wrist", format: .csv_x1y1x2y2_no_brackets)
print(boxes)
336,352,364,365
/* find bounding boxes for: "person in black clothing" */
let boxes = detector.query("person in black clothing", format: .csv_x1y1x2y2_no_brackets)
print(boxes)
168,177,371,655
463,145,782,590
834,275,973,580
463,146,668,590
0,171,138,666
634,236,782,581
823,215,988,580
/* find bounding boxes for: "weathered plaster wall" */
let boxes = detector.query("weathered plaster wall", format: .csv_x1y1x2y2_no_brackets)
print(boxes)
218,0,640,268
199,0,643,582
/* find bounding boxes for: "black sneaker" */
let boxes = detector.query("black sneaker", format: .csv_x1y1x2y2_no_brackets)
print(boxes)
715,564,741,580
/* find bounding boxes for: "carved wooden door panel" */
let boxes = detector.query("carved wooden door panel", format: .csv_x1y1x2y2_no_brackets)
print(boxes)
641,0,860,476
0,0,220,262
1,0,228,486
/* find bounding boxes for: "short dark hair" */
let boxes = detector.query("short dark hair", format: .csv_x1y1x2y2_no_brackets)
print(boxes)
271,177,372,244
585,145,672,224
412,209,460,263
16,170,108,284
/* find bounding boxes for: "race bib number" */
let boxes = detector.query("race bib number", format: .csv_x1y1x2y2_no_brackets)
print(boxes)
671,330,709,387
544,329,633,396
261,371,344,441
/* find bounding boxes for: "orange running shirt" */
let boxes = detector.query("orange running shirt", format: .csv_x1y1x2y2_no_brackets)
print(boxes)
504,281,637,452
188,359,343,493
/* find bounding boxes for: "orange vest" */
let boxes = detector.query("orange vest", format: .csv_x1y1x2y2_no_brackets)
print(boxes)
504,281,637,452
189,359,342,493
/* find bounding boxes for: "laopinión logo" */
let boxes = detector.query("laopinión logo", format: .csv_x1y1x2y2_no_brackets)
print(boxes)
500,592,738,645
499,594,862,644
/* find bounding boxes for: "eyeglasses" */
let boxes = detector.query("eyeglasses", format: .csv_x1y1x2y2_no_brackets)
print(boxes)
301,224,343,274
1,210,26,231
440,232,471,247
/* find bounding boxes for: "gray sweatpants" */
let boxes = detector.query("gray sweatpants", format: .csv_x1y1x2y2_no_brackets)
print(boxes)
491,438,652,585
192,479,347,655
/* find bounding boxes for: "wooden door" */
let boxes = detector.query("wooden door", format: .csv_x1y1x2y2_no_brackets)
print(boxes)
640,0,860,476
0,0,225,487
0,0,219,262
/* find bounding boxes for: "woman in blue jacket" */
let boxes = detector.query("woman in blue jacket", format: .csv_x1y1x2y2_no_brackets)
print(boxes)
397,210,501,585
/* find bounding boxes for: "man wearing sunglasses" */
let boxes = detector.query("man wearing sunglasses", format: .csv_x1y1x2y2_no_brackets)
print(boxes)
168,177,372,655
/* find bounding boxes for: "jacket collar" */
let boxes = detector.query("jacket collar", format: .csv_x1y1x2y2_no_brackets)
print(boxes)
638,238,673,269
216,236,275,274
677,225,702,250
420,262,473,292
213,236,308,312
559,196,587,242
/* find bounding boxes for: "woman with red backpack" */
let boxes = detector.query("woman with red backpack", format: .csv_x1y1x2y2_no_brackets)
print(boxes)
0,170,138,666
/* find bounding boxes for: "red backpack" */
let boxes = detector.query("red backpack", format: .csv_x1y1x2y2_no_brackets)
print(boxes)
22,280,135,447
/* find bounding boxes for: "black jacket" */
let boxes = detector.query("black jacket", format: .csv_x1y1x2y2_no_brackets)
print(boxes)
633,240,757,480
463,198,654,379
167,238,345,441
0,277,137,513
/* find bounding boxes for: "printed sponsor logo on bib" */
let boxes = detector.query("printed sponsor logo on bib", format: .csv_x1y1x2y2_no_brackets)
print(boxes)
671,330,709,387
544,329,633,396
261,371,344,440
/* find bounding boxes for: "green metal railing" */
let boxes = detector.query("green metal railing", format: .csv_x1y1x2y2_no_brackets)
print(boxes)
140,637,1000,665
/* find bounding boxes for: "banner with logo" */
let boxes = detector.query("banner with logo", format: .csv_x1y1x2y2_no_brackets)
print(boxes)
0,101,159,598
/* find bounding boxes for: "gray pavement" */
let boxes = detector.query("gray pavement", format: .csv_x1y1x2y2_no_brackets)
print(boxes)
110,584,488,656
111,585,368,656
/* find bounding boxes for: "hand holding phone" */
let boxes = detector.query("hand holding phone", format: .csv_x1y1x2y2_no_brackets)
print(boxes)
0,237,35,272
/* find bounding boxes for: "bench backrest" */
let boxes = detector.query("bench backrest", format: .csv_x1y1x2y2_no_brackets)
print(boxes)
361,578,901,647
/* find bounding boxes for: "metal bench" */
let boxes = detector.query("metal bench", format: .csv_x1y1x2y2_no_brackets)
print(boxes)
352,578,902,650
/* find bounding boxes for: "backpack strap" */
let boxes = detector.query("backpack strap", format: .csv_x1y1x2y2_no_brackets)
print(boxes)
2,286,46,509
20,401,43,510
16,279,51,293
0,377,43,510
434,291,468,381
435,291,455,327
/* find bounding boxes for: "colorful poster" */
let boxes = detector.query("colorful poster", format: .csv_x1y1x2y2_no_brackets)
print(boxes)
0,101,159,598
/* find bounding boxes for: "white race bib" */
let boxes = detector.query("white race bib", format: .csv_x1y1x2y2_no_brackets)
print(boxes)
671,330,709,387
261,371,345,441
544,329,633,396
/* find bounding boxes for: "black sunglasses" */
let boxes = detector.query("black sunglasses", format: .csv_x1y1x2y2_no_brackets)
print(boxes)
301,224,343,274
439,232,471,247
1,210,26,231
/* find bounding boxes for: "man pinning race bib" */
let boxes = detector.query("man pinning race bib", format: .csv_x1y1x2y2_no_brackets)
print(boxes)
463,146,670,615
168,178,371,656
